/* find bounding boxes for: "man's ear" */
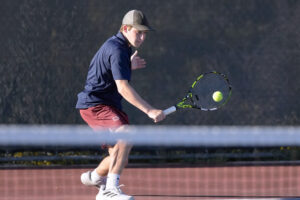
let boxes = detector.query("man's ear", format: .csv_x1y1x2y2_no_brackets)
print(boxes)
123,25,129,33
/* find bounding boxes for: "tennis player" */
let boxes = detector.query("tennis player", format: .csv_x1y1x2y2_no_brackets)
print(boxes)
76,10,165,200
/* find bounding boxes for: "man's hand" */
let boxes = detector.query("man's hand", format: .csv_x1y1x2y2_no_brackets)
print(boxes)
131,50,146,70
147,109,166,123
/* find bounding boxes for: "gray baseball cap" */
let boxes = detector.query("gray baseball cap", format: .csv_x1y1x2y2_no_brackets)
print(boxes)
122,10,153,31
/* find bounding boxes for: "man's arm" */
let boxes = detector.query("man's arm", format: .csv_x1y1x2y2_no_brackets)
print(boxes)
115,80,165,122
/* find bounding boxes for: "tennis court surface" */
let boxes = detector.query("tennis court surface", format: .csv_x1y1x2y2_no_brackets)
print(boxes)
1,125,300,199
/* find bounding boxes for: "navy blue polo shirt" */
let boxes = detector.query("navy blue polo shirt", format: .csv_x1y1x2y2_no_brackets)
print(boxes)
76,32,132,111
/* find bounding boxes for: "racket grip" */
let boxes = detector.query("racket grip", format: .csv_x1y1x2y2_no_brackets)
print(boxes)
163,106,177,115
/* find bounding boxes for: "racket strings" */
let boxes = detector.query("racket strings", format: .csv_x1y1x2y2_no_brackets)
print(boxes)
191,72,231,110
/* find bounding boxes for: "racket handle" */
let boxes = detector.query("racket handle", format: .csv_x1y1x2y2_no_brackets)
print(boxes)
163,106,177,115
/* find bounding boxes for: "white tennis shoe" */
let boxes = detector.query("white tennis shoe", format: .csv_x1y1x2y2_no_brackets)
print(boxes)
96,185,134,200
80,171,105,188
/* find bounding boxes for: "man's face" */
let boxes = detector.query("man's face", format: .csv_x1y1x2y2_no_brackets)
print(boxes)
124,27,147,48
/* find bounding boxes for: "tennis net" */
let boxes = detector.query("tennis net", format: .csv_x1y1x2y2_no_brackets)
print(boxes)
0,125,300,200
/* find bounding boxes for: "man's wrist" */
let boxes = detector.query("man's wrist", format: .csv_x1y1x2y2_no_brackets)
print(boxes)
144,106,154,115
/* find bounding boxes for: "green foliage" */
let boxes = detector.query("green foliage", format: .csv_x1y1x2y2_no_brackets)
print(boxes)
1,146,299,167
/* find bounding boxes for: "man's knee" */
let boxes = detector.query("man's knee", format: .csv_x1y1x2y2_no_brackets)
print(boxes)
108,141,131,164
109,141,132,155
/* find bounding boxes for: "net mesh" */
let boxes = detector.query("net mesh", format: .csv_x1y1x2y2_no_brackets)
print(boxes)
1,125,300,200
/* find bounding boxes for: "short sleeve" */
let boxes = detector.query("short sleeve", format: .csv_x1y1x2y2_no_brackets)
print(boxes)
110,48,131,81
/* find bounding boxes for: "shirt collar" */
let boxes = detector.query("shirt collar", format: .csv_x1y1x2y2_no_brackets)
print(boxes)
116,32,130,47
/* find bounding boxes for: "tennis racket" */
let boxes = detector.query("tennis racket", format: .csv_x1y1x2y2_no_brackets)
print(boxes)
163,71,232,115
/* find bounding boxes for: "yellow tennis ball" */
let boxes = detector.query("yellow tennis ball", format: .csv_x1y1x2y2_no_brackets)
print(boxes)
212,91,223,102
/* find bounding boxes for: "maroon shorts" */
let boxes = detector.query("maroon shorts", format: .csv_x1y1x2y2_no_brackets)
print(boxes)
79,104,129,130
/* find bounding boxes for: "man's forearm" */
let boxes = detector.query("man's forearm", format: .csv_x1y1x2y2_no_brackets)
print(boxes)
115,80,153,114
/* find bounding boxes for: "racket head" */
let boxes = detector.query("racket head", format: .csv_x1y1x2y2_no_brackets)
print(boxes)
177,71,232,111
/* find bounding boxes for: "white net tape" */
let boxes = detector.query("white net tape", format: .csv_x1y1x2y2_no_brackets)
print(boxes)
0,125,300,147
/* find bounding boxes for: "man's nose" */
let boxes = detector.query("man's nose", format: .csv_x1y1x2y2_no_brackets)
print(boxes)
140,32,146,41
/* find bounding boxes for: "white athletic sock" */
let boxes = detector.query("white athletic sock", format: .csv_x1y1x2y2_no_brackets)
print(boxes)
91,170,106,184
106,173,120,189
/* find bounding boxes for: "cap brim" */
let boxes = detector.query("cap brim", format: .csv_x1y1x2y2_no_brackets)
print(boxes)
133,24,155,31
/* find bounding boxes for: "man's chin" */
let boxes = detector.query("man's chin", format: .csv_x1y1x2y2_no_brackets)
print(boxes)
134,42,143,48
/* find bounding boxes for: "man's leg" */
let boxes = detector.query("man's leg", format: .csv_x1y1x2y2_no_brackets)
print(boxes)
106,126,133,189
79,105,134,199
95,156,110,176
87,137,132,188
109,126,133,175
80,156,110,188
108,141,132,175
97,126,134,200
